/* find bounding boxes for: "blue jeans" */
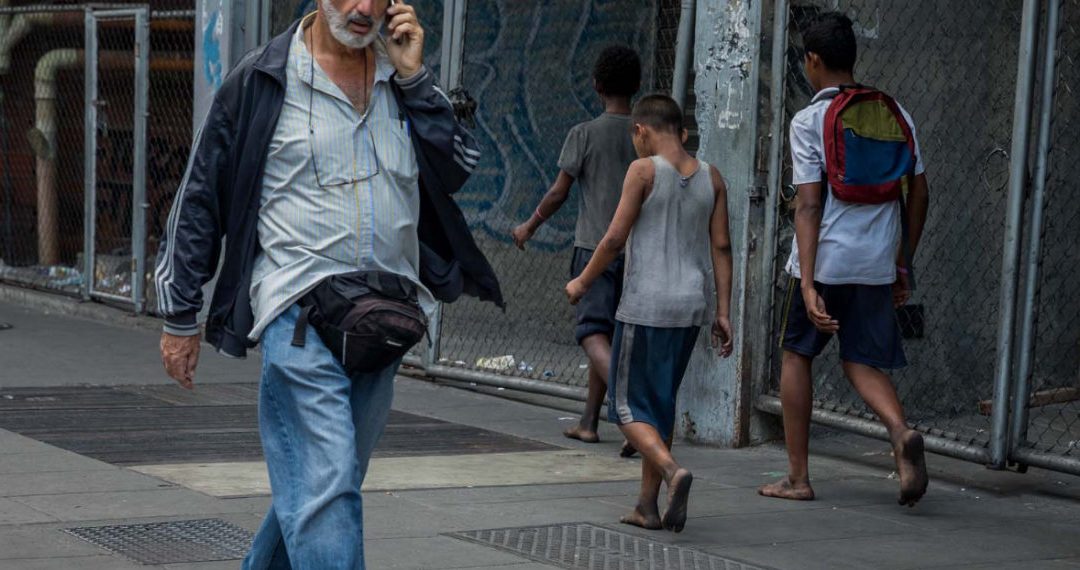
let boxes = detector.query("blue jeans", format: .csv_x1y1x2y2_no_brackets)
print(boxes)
242,304,398,570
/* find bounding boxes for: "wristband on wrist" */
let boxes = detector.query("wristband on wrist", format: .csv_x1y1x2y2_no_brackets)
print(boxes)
534,207,548,222
896,266,909,275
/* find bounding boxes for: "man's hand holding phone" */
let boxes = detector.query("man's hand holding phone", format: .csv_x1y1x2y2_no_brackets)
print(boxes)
385,1,425,79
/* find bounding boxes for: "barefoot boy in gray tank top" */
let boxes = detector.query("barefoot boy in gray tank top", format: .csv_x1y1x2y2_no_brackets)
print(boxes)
566,95,734,533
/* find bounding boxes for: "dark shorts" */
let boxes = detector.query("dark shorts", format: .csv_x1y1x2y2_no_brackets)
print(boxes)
607,322,700,442
570,247,624,344
780,278,907,369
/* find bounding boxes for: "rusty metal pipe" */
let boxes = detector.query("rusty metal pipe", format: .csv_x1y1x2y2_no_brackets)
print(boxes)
33,49,192,265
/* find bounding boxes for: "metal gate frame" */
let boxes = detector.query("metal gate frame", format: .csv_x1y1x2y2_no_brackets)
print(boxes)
81,5,150,313
752,0,1077,475
1006,0,1078,477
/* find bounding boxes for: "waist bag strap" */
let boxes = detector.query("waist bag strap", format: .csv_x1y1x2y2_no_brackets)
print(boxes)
291,305,315,348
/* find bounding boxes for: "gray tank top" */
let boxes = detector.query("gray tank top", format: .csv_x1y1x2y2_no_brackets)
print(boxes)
616,156,715,328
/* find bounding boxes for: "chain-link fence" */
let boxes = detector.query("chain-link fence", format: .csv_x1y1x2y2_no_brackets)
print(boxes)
1010,0,1080,472
0,6,89,294
756,0,1080,475
766,0,1023,451
425,1,659,388
0,2,194,311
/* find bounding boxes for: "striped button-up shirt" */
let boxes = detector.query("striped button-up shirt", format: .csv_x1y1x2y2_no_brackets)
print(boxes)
249,21,435,341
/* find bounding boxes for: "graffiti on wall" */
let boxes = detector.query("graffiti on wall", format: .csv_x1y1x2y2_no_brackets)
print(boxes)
194,0,229,130
457,0,656,251
201,8,224,90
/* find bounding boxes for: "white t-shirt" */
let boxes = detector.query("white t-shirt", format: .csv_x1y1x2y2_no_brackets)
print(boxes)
786,87,925,285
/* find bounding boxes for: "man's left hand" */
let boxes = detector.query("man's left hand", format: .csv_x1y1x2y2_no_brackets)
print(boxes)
386,2,424,78
711,315,734,358
893,271,911,308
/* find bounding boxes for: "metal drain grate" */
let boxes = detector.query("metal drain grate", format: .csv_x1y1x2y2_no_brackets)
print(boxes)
448,523,771,570
64,518,254,565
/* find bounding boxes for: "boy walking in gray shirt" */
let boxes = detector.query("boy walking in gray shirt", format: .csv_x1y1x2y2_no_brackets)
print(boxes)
513,45,641,449
567,95,734,533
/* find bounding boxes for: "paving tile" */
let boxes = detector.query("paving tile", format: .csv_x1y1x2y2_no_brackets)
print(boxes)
419,496,628,530
216,496,272,516
917,559,1080,570
848,493,1057,533
0,526,103,559
358,492,472,539
453,561,557,565
11,489,237,522
0,468,175,497
0,498,57,525
0,430,56,454
393,480,645,506
163,562,243,570
365,535,530,569
684,506,917,549
0,555,146,570
131,451,641,498
718,524,1080,570
0,452,115,475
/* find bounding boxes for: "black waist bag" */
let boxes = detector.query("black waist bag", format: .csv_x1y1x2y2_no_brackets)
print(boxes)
291,271,428,376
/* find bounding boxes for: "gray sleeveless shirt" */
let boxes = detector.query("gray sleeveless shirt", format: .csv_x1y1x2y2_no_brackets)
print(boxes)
615,156,715,328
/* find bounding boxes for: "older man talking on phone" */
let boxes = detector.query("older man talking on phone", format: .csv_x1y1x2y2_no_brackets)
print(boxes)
154,1,501,567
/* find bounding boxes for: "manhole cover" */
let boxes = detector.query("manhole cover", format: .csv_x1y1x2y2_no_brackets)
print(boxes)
448,523,771,570
64,518,254,564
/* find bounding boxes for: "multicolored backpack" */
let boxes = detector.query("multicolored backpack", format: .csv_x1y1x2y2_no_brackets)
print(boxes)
822,85,917,204
822,85,918,287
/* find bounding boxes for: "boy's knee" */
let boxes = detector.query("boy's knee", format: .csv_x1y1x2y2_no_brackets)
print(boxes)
782,350,813,367
841,360,887,377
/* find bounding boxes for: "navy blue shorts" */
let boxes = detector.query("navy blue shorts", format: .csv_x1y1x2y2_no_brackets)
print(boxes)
608,322,699,441
570,247,624,344
780,278,907,369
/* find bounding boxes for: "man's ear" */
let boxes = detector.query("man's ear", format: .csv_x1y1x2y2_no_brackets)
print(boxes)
805,51,822,70
681,128,689,144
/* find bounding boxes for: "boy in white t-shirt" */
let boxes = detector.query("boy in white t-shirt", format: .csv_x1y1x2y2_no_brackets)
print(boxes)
758,13,931,507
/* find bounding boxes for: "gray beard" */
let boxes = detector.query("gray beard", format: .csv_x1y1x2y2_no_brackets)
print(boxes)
322,0,382,50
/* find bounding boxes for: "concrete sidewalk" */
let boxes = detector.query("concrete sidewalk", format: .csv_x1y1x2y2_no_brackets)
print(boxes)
1,296,1080,569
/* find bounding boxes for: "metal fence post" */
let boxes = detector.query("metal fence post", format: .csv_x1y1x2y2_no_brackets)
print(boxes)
449,0,467,89
82,8,98,302
990,0,1041,470
131,7,150,314
439,0,467,89
761,0,788,315
1010,0,1061,459
743,0,790,444
671,0,696,108
424,302,443,370
439,0,455,88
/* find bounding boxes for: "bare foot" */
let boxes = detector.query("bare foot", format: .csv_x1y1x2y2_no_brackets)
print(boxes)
563,425,600,444
620,440,638,458
620,503,662,530
894,429,929,507
661,468,693,533
758,478,815,501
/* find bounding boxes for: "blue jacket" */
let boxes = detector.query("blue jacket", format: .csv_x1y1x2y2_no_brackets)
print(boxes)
155,19,503,357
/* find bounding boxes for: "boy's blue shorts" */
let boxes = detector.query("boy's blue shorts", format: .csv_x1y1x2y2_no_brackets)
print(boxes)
570,247,623,344
608,322,699,441
780,278,907,369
